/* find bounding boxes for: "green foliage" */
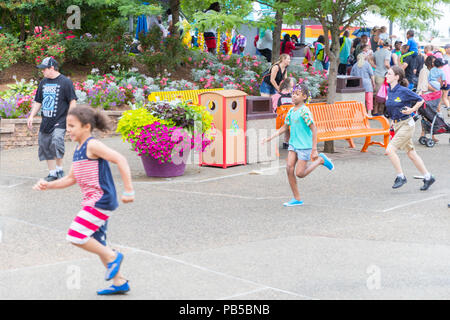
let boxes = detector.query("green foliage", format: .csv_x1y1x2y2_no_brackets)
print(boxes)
88,22,132,73
191,11,248,33
138,26,190,76
3,78,38,98
181,0,253,21
116,107,173,142
139,25,164,52
0,33,23,72
117,0,161,16
63,37,91,64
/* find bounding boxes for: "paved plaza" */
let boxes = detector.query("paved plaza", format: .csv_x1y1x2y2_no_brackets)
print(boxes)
0,120,449,300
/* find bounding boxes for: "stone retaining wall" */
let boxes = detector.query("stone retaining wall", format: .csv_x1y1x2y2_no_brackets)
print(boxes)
0,110,123,150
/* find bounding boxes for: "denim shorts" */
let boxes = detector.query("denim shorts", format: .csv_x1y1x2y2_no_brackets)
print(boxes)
260,81,276,95
288,145,312,161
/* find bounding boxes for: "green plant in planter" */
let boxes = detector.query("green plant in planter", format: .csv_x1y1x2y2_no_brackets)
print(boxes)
116,108,173,143
146,101,214,135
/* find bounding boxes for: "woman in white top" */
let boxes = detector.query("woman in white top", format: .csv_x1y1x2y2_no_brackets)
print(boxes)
257,29,273,62
416,55,436,95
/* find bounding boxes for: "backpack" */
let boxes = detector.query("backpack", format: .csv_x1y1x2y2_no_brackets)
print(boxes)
260,64,281,85
314,42,329,64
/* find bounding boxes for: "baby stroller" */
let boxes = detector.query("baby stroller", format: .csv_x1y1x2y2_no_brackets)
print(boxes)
418,91,450,147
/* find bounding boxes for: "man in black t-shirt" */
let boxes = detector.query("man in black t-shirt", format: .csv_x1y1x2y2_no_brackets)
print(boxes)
400,45,417,89
27,57,78,181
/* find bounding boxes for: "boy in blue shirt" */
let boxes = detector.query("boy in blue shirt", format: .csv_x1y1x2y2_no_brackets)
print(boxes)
262,84,334,207
406,30,418,57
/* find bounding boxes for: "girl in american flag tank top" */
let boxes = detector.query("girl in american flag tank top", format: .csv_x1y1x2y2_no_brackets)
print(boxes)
33,105,135,295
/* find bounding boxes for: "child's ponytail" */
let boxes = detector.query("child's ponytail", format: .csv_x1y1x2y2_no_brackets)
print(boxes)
68,105,112,132
93,110,112,132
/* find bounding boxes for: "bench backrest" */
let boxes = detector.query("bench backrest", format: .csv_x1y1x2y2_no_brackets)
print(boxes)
280,101,369,133
148,88,224,104
307,101,370,134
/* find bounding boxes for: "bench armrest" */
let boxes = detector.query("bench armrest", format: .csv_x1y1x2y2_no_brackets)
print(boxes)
367,115,390,130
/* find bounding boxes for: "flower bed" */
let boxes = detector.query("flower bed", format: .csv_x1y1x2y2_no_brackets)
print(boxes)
1,48,328,120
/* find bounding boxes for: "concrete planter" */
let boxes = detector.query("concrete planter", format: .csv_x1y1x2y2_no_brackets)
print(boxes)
0,109,124,150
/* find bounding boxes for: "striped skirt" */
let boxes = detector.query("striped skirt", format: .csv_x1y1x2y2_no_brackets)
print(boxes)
66,206,109,244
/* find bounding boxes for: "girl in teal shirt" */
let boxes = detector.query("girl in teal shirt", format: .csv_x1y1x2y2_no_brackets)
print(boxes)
262,84,334,207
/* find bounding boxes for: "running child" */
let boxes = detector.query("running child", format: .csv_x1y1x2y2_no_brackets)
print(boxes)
33,105,135,295
262,84,334,207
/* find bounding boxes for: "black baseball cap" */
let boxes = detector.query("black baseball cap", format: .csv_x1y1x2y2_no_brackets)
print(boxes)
36,57,58,69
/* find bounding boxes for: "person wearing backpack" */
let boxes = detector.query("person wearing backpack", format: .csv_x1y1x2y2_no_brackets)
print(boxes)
338,31,352,75
259,53,291,97
313,35,329,71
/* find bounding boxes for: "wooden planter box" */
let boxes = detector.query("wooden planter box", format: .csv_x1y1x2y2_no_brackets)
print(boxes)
0,110,124,150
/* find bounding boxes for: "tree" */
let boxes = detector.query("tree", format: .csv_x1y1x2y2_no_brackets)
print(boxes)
287,0,450,153
0,0,161,39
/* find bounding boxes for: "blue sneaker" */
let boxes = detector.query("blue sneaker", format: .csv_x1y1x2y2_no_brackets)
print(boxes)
97,281,130,295
319,153,334,171
283,199,304,207
105,251,123,281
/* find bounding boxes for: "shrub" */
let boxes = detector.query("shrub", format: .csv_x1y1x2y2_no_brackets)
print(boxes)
63,37,91,64
0,33,23,72
23,26,66,66
138,26,190,77
87,23,132,74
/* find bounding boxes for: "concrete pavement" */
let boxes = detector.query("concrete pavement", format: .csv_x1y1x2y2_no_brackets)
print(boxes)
0,120,449,300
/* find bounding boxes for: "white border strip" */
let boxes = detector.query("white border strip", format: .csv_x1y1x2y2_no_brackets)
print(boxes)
380,194,447,213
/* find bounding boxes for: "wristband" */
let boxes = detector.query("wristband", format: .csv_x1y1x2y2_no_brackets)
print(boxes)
123,191,135,197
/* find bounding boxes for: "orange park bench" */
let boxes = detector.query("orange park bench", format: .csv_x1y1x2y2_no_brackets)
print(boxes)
278,101,390,152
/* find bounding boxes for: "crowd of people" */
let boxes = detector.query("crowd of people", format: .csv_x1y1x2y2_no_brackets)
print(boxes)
341,28,450,120
260,27,450,126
